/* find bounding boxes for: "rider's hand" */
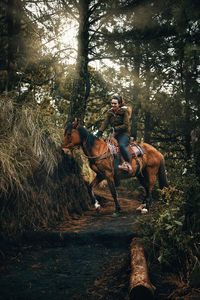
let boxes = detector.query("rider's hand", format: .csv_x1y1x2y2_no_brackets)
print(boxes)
109,127,115,134
95,131,103,138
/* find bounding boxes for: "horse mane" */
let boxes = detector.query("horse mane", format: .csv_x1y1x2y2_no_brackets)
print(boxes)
64,123,73,136
77,126,97,153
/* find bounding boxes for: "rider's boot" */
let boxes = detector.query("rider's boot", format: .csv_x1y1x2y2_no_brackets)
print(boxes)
125,162,133,174
118,161,133,174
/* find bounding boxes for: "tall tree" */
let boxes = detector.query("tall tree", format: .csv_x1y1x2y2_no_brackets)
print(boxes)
64,0,90,123
0,0,44,96
62,0,147,123
0,0,24,92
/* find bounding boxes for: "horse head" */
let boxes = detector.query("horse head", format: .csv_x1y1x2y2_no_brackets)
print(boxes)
62,118,82,151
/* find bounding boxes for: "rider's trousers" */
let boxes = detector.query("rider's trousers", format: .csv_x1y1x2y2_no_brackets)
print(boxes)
116,134,131,163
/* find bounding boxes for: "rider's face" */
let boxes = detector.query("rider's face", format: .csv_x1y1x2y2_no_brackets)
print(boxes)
111,99,119,111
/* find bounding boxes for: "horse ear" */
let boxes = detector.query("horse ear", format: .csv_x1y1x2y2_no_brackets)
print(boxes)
72,118,79,129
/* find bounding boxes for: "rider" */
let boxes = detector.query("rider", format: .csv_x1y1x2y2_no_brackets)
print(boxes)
96,95,133,173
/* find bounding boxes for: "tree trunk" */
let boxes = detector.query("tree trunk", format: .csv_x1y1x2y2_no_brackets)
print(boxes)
68,0,90,124
0,0,22,92
131,42,141,139
143,57,152,143
144,111,152,143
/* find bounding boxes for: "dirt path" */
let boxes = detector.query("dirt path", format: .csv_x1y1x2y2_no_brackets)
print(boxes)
6,187,191,300
1,187,198,300
0,187,143,300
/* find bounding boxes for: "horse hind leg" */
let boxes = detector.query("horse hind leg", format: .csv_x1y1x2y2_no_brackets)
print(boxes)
144,169,158,212
136,169,156,213
158,159,169,189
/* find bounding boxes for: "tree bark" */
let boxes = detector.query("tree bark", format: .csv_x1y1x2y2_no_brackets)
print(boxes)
131,42,141,140
144,111,152,143
143,56,152,143
68,0,90,124
0,0,23,92
130,238,155,300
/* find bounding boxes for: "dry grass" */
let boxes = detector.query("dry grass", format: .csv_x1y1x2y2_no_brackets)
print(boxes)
0,95,91,236
0,95,61,196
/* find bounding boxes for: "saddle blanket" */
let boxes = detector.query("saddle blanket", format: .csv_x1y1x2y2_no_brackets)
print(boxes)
107,142,144,157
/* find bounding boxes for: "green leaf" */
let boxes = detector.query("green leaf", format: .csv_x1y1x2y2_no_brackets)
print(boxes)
165,224,173,230
174,220,183,226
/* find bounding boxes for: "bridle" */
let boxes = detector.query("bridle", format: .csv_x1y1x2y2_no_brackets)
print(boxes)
64,127,112,162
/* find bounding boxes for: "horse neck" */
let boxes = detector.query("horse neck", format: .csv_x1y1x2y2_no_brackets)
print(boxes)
82,138,108,157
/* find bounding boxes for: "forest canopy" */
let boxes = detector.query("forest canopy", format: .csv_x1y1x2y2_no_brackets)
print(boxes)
1,0,199,159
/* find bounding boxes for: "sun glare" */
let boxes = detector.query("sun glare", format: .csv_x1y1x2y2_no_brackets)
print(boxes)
59,22,78,64
61,25,78,48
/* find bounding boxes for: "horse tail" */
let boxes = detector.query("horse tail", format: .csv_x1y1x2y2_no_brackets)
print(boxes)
158,158,169,189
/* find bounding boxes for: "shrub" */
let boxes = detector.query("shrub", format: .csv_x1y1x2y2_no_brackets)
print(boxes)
138,180,199,282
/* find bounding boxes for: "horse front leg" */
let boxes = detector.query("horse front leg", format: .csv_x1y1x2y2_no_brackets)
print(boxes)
106,176,121,214
145,191,153,212
88,174,104,212
136,172,149,213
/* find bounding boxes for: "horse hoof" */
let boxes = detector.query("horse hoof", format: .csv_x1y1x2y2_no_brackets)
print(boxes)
136,204,146,211
113,211,121,217
94,201,101,210
141,208,148,214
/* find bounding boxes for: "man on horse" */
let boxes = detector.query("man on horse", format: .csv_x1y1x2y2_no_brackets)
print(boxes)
96,95,133,174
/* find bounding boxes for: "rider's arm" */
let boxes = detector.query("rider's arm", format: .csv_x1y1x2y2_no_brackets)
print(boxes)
99,112,110,132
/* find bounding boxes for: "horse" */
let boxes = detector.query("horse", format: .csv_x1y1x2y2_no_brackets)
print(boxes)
62,121,169,214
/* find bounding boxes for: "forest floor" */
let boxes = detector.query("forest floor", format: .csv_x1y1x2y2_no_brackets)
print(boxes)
0,187,199,300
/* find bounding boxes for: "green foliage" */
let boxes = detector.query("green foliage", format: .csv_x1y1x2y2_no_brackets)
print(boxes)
177,172,200,234
138,182,199,280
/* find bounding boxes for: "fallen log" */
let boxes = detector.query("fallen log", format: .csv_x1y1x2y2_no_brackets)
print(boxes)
130,238,155,300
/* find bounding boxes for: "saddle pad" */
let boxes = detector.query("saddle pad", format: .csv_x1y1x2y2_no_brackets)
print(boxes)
128,144,144,157
107,143,119,155
107,142,144,157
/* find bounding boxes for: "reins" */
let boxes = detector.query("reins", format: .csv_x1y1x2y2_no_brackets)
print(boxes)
83,150,112,161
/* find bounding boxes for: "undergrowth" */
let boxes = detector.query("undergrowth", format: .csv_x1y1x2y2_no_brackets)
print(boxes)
137,169,200,296
0,95,91,236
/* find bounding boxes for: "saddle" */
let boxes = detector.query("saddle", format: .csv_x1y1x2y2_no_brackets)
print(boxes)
107,137,145,158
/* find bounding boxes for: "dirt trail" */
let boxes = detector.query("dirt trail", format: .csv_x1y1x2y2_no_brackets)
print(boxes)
0,188,143,300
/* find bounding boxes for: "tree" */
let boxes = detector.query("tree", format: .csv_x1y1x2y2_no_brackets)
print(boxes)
0,0,44,94
0,0,25,92
63,0,90,123
95,0,199,155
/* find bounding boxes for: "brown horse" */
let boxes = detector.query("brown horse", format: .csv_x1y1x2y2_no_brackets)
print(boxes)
63,122,169,214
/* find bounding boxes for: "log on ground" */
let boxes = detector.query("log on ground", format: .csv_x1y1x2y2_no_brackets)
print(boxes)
130,237,155,300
